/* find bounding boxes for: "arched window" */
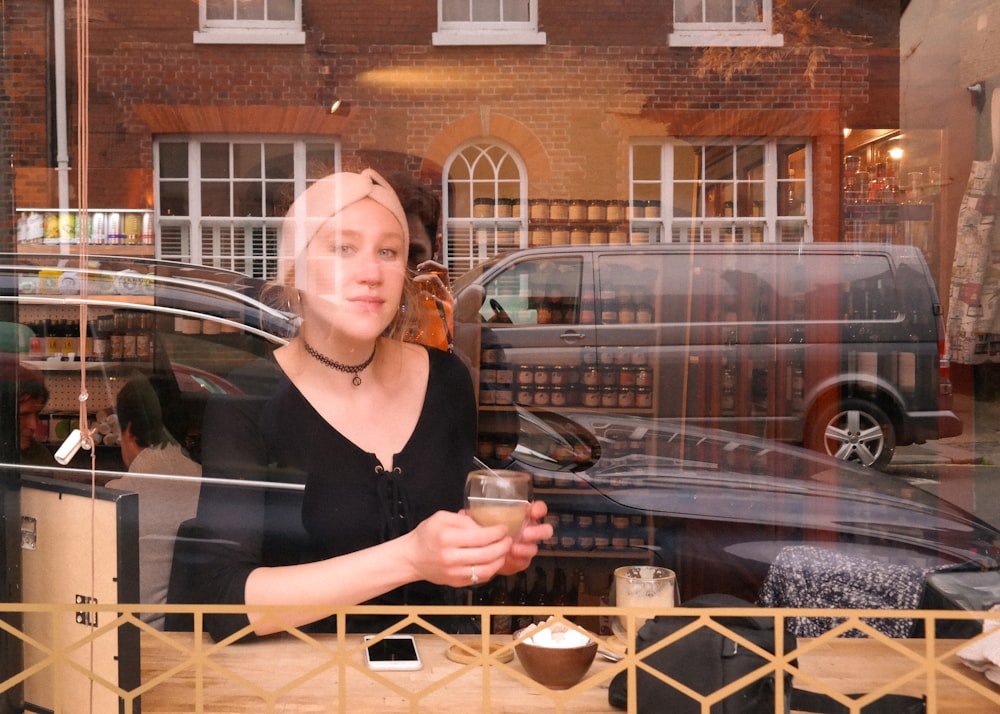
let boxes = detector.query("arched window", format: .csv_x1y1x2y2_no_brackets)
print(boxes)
442,142,528,276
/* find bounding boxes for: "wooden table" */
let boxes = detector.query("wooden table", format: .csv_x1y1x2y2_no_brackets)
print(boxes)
135,632,1000,713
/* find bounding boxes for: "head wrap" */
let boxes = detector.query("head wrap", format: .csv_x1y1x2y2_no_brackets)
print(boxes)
279,168,409,290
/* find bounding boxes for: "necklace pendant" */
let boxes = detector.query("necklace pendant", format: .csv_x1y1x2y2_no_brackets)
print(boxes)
352,374,362,387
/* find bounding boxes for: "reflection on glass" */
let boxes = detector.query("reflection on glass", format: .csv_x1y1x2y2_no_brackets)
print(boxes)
159,143,188,179
200,183,231,217
233,144,262,179
201,143,230,179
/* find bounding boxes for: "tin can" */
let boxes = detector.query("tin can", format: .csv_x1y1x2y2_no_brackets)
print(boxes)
107,212,124,244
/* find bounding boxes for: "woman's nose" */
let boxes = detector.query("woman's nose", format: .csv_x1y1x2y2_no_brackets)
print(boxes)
356,254,383,285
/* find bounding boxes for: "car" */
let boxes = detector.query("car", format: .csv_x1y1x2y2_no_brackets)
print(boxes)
508,406,1000,637
0,252,295,470
452,242,962,469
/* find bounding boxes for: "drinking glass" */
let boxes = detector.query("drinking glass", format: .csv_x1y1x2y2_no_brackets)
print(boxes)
464,469,532,538
611,565,676,641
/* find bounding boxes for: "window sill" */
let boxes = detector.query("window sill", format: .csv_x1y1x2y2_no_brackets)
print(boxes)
432,29,546,46
193,29,306,45
669,30,783,48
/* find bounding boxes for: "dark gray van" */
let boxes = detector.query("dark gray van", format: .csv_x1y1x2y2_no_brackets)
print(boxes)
453,242,961,468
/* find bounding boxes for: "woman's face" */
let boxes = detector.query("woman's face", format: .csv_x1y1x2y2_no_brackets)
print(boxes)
301,198,408,340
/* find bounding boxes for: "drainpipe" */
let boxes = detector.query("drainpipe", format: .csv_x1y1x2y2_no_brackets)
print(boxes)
52,0,70,223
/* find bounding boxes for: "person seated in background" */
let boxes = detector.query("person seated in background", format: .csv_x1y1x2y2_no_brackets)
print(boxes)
18,363,55,468
387,171,455,352
106,374,201,629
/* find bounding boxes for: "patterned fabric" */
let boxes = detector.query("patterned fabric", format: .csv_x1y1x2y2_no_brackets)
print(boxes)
947,159,1000,363
757,545,936,638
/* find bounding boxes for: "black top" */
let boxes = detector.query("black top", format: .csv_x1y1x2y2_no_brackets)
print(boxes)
187,346,477,640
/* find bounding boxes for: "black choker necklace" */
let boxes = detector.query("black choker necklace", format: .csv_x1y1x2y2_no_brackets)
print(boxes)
302,341,376,386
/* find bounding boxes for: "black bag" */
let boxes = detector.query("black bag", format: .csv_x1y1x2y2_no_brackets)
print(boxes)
608,594,925,714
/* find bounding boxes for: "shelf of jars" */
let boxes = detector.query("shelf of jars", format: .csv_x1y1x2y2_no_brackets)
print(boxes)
14,208,156,255
841,155,933,243
469,197,663,247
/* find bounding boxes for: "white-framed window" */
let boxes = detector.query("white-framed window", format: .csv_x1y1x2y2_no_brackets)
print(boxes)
443,142,528,275
630,138,811,244
154,137,340,279
433,0,546,46
193,0,305,45
670,0,783,47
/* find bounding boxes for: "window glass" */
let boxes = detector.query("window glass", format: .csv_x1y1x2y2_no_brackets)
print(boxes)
9,1,1000,706
444,142,527,276
156,138,338,276
635,139,812,243
480,258,583,325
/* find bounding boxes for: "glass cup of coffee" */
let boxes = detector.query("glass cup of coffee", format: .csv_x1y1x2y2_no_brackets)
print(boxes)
611,565,677,641
464,469,532,538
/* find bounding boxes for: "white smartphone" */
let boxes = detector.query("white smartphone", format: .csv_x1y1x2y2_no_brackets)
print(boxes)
363,635,422,671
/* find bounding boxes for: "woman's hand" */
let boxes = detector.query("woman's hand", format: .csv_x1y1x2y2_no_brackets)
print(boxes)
412,260,451,302
498,500,553,576
404,510,512,588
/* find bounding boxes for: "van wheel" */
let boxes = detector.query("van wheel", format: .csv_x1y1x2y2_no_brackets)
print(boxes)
805,399,896,469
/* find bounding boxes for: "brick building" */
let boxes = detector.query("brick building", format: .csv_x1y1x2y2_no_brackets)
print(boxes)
3,0,902,279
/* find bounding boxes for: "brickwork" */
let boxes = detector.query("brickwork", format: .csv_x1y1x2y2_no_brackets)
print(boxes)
3,0,900,245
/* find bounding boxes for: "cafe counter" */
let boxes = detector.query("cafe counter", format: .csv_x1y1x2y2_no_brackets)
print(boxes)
134,631,1000,713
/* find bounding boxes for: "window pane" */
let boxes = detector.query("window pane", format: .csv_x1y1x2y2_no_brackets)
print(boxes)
673,182,698,218
736,0,762,22
201,144,230,179
502,0,529,22
675,0,703,23
159,143,188,179
265,181,294,217
263,143,294,180
442,0,469,22
671,145,699,182
706,0,734,23
205,0,233,21
269,0,295,21
472,0,501,22
233,180,263,216
233,144,262,179
737,145,764,180
159,182,189,216
633,145,662,182
201,183,231,216
704,146,734,181
236,0,266,21
306,145,338,180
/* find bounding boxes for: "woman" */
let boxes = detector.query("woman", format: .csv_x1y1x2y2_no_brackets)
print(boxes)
188,169,551,640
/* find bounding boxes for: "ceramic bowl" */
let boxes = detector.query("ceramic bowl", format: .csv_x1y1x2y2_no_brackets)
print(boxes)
513,626,598,690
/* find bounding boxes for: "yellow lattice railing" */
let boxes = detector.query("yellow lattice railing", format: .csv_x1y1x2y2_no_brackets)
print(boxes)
5,602,1000,713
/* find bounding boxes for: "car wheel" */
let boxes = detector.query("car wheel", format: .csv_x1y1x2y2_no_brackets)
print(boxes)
805,398,896,469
